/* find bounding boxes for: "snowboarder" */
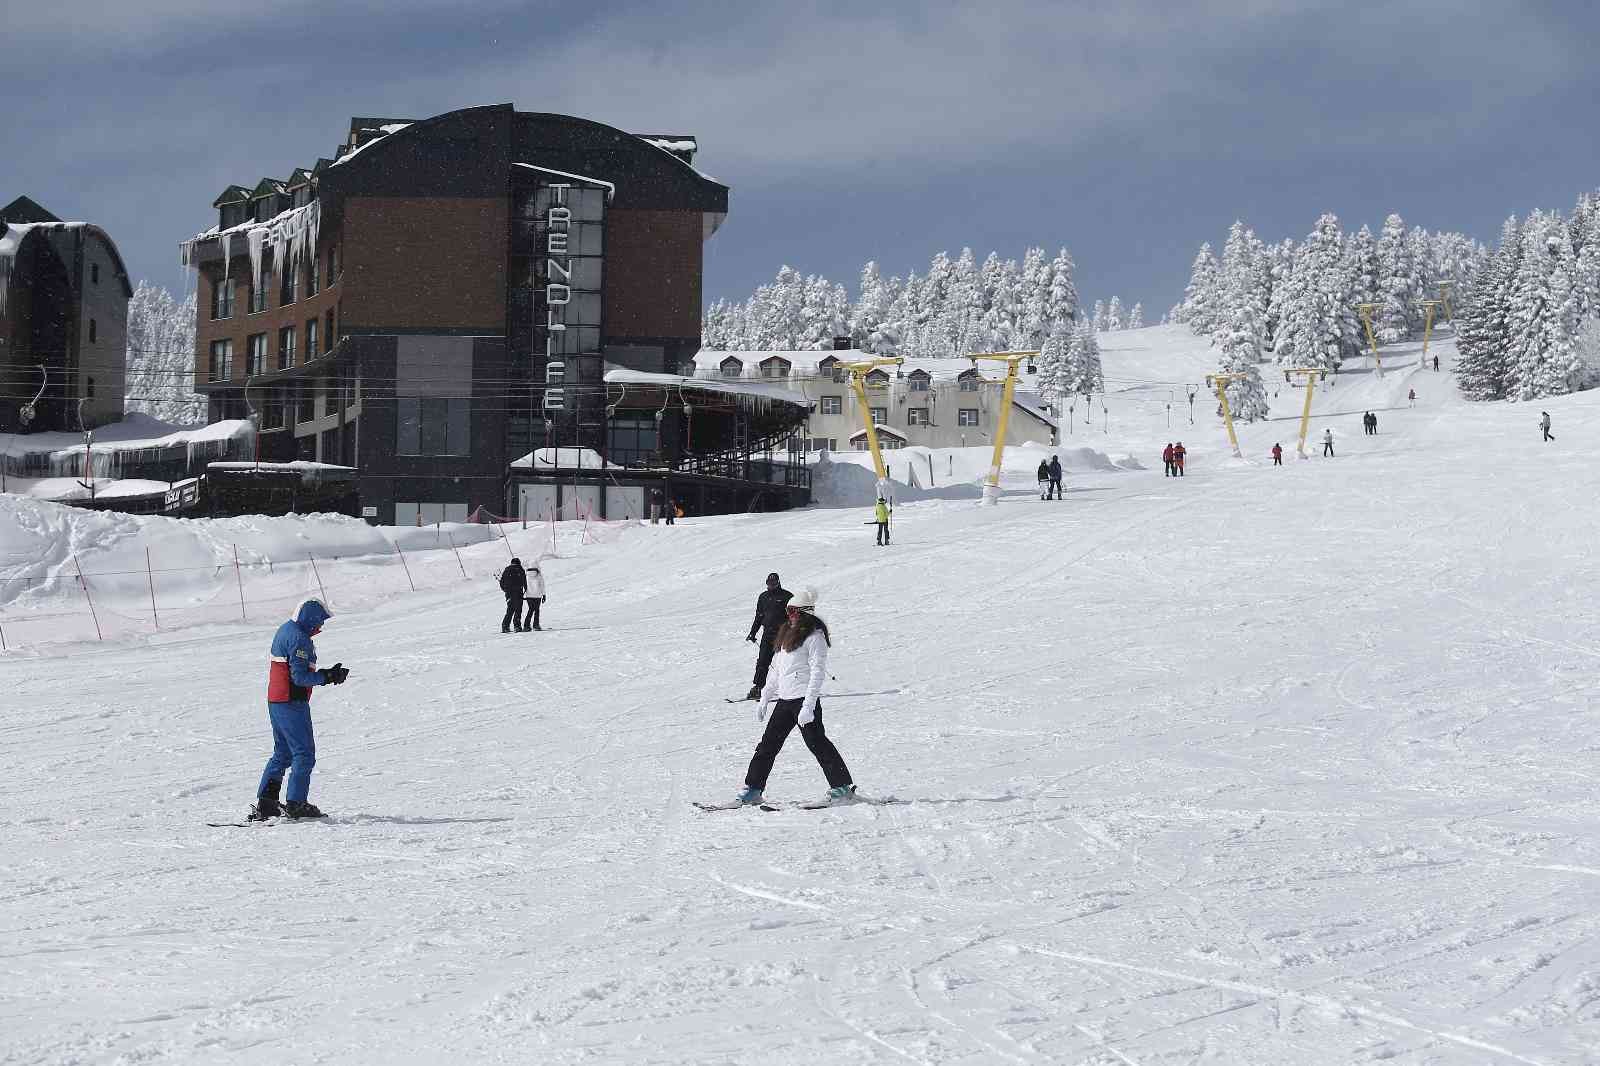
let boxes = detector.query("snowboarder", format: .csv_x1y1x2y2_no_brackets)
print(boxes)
1271,442,1282,466
251,599,347,821
500,558,528,632
1172,442,1186,476
1162,443,1174,477
1322,428,1334,457
1048,454,1064,500
1036,459,1050,500
733,587,856,807
522,562,546,632
1541,411,1553,441
745,572,792,700
874,497,891,546
1408,388,1416,407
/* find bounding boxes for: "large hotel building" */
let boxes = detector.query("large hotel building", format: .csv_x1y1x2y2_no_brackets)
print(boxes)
184,104,810,523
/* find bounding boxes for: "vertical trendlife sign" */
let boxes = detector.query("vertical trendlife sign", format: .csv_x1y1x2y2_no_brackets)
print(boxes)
543,183,571,367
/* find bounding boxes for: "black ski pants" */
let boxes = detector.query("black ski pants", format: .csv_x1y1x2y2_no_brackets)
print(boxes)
522,597,542,630
501,594,523,631
1544,428,1554,441
1323,442,1334,457
876,521,889,545
745,698,852,791
751,632,778,687
1048,477,1062,499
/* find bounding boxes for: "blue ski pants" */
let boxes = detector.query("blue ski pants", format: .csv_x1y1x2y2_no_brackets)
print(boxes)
258,701,316,803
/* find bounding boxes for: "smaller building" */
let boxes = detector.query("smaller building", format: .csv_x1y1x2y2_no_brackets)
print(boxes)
694,349,1057,453
0,196,132,433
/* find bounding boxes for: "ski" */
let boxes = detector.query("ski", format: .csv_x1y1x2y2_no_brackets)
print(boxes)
724,696,757,704
764,795,904,811
692,801,761,813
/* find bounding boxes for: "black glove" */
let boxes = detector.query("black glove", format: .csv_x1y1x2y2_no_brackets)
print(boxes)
321,663,349,685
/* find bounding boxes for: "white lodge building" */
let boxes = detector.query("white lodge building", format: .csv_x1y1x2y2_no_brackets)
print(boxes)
692,349,1057,454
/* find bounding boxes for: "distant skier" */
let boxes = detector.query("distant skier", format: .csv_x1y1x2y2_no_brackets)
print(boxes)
1541,411,1553,441
649,488,664,524
874,496,891,545
250,599,347,821
1322,428,1334,457
1271,442,1282,465
1036,459,1050,500
1433,355,1440,371
1048,454,1063,499
522,562,546,632
733,587,856,807
1172,441,1186,476
745,572,791,700
500,558,528,632
1162,442,1174,477
1408,388,1416,407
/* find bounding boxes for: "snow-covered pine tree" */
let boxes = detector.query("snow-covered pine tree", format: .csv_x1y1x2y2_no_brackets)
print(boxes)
1178,243,1221,334
1034,317,1072,419
1375,213,1421,343
1455,215,1523,400
1016,247,1050,351
1272,213,1354,372
1507,211,1588,399
1128,302,1144,329
1065,324,1104,397
125,281,203,424
1214,297,1270,422
851,262,888,349
1045,248,1079,326
1105,296,1124,332
1091,300,1106,332
1345,224,1380,321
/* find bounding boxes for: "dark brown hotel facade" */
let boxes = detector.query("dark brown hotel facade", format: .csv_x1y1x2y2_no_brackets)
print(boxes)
184,105,804,524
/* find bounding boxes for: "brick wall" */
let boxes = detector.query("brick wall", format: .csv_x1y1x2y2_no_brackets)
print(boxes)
339,196,507,332
604,209,702,342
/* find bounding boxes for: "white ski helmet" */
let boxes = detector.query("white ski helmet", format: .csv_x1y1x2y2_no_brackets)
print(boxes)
790,586,819,612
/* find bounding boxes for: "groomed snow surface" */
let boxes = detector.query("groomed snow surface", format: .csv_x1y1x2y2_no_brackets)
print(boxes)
5,328,1600,1064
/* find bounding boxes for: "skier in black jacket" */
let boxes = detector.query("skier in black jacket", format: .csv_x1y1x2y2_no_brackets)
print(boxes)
745,572,791,699
500,558,528,632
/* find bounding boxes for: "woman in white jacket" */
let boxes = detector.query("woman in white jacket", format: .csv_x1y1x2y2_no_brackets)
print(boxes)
735,587,856,806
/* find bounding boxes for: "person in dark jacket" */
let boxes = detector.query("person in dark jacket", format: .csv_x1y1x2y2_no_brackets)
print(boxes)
252,599,347,820
1036,459,1050,500
1048,455,1063,499
1271,442,1283,465
1162,443,1174,476
746,572,792,699
500,558,528,632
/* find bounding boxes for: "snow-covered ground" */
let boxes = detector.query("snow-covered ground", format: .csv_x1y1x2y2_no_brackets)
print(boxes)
5,328,1599,1064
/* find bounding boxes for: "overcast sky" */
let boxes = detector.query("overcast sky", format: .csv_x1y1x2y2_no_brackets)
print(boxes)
6,1,1598,316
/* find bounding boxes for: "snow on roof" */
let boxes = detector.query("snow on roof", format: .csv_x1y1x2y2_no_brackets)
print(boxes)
181,200,319,294
0,416,254,460
208,460,356,483
509,447,620,470
513,163,616,199
0,220,93,316
604,367,810,406
693,350,1025,384
330,123,411,167
640,137,696,154
848,424,908,440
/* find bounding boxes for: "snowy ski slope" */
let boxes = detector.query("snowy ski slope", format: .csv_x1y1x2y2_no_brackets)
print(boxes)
4,329,1599,1064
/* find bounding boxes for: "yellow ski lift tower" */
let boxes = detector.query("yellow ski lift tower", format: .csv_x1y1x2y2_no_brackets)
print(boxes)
1418,300,1443,368
1356,302,1384,377
1283,367,1324,458
835,356,905,497
967,350,1037,504
1437,281,1454,323
1205,372,1247,458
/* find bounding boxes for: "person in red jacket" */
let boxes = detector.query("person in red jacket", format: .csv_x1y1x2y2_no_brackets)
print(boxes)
1162,443,1174,477
1271,442,1283,466
1172,441,1186,476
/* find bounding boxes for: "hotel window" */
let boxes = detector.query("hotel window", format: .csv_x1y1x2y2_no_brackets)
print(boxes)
88,319,97,343
308,254,320,296
325,308,336,351
87,376,96,399
906,407,929,426
305,318,319,360
865,370,889,389
211,277,234,320
720,356,743,378
607,413,659,463
959,373,980,392
819,395,843,415
330,245,340,282
908,371,930,391
760,357,791,379
246,333,268,377
870,407,887,424
278,326,296,370
958,408,980,426
280,257,298,304
298,382,315,424
818,356,843,383
880,435,904,450
534,183,604,358
249,280,267,314
209,339,233,382
91,263,99,285
396,396,470,456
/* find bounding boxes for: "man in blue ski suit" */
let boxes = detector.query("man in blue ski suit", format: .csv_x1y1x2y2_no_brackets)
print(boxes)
251,599,348,820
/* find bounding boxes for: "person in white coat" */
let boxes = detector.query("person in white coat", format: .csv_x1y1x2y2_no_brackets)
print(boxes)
735,587,856,806
1322,428,1334,457
521,563,547,632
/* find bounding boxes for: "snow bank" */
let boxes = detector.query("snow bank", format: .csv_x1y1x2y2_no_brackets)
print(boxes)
810,442,1140,506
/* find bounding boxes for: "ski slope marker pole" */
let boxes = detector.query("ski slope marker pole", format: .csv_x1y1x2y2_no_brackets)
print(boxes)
232,544,247,622
498,522,514,560
145,547,160,629
390,539,416,592
0,616,7,651
308,553,328,603
445,531,468,580
73,553,103,641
